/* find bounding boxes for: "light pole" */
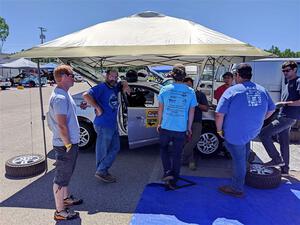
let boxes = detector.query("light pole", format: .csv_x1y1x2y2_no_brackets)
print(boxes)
38,27,47,44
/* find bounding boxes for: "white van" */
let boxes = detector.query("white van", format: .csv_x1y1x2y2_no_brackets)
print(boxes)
246,58,300,103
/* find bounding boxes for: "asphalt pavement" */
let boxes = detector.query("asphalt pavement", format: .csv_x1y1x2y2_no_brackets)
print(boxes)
1,83,299,225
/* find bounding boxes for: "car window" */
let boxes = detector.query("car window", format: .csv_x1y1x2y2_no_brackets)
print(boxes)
127,86,157,108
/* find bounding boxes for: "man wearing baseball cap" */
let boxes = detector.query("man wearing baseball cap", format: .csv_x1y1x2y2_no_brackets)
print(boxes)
157,64,197,189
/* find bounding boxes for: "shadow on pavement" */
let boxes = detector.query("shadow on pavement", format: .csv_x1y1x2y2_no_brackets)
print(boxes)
1,144,160,215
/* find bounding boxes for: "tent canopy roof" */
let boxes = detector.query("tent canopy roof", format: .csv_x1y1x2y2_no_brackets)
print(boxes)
0,58,37,69
13,11,273,66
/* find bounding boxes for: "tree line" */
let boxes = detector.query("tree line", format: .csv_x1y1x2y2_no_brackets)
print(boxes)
265,46,300,58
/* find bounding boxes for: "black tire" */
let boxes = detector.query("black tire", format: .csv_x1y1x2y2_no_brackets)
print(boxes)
5,154,46,178
196,128,223,157
29,81,36,88
245,164,281,189
79,121,96,150
1,87,7,90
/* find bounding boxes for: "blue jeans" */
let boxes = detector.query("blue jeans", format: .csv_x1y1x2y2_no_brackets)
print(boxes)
94,125,120,175
224,141,250,192
159,128,186,182
259,116,296,171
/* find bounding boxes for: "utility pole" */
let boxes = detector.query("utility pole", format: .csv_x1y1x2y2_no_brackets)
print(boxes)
38,27,47,44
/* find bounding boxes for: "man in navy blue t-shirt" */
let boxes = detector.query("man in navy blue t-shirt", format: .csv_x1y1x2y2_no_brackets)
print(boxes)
83,69,130,183
260,61,300,175
215,63,275,197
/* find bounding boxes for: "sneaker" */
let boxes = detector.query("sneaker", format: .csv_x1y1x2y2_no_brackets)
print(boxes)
264,158,285,167
162,171,174,181
54,208,79,221
188,161,197,171
64,195,83,206
95,172,116,183
281,167,289,175
165,180,177,190
218,185,244,198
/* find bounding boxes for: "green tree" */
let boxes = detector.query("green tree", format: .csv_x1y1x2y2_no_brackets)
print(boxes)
0,17,9,53
266,45,300,58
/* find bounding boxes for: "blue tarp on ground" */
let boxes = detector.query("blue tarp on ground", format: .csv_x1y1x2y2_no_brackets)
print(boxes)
131,176,300,225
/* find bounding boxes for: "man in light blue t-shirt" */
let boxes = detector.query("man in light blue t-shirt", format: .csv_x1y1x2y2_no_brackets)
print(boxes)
215,63,275,197
48,65,82,220
157,64,197,189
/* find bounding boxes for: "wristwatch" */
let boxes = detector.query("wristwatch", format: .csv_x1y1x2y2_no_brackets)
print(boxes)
65,143,72,151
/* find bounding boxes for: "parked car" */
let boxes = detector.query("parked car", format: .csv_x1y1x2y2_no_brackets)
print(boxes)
72,80,221,157
0,77,12,90
74,73,84,82
20,74,47,87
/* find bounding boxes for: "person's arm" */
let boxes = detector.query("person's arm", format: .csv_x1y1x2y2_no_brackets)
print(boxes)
199,103,209,112
187,107,195,135
277,100,300,107
120,80,131,95
56,114,72,150
198,92,209,112
52,97,72,151
82,92,103,116
215,112,224,138
157,102,164,133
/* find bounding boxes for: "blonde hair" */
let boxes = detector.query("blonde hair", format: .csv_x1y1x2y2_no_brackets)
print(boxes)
53,65,72,83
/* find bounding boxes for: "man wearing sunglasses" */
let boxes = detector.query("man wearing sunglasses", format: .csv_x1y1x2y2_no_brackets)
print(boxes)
260,61,300,175
48,65,83,220
83,69,130,183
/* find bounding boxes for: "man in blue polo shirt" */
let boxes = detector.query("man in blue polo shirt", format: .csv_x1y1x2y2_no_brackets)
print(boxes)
83,69,129,183
157,64,197,189
215,63,275,197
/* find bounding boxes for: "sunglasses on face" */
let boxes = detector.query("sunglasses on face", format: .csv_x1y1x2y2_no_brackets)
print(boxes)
282,68,292,73
62,73,75,78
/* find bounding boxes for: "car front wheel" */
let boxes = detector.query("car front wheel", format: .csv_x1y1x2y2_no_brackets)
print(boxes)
196,129,222,157
79,121,96,151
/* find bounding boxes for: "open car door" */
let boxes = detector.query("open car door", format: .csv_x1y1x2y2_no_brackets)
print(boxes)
127,85,160,149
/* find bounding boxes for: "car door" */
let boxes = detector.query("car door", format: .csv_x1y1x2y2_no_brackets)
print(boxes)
127,85,160,149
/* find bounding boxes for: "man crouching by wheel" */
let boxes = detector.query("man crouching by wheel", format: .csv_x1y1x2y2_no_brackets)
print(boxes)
48,65,83,221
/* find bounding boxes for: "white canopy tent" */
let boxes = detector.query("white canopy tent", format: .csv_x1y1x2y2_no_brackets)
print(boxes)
14,11,273,68
0,58,37,69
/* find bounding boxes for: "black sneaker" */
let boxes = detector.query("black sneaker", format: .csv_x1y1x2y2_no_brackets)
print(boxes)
165,179,177,190
162,171,174,181
95,172,117,183
264,158,285,167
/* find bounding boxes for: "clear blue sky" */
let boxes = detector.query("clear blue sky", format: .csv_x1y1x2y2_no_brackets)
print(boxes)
1,0,300,53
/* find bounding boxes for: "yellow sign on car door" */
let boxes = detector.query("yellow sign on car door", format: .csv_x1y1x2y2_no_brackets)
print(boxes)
145,109,158,128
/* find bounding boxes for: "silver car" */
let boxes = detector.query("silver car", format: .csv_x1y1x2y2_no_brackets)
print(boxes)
73,81,223,157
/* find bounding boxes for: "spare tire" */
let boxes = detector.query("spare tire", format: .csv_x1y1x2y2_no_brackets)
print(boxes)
245,164,281,189
5,154,46,178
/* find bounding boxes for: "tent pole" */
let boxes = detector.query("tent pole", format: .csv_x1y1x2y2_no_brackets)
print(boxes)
37,59,48,173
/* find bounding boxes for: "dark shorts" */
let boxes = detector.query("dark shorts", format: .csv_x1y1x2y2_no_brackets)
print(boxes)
53,144,78,186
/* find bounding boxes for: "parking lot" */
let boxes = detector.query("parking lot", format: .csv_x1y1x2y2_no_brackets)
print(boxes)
0,83,299,225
